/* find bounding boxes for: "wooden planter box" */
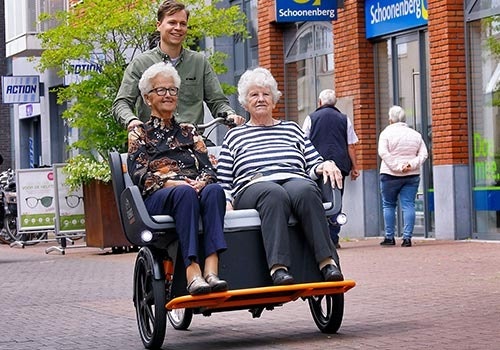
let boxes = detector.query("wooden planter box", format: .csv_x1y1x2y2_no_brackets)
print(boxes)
83,180,130,249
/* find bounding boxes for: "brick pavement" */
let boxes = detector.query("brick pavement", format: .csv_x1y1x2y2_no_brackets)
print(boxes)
0,238,499,350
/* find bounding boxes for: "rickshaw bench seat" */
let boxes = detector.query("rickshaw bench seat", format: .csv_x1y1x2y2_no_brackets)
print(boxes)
110,151,342,244
109,150,345,293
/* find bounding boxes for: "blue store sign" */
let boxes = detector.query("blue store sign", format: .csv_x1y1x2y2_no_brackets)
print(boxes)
365,0,428,39
276,0,337,22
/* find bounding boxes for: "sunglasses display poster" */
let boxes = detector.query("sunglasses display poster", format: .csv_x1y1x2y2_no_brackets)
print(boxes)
53,164,85,233
17,168,56,230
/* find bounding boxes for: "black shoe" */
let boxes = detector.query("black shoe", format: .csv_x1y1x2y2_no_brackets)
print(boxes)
271,268,295,286
321,264,344,282
401,238,412,247
380,237,396,246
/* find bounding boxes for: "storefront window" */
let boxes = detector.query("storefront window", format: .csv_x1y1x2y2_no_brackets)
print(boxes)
284,23,333,125
468,16,500,237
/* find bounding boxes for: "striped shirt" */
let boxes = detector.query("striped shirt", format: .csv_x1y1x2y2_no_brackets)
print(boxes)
217,120,324,202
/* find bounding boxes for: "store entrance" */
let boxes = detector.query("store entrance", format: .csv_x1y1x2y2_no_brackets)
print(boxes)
376,31,434,237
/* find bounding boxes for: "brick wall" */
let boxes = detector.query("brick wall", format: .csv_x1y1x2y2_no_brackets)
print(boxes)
0,0,12,171
333,1,378,170
428,0,468,165
257,0,285,117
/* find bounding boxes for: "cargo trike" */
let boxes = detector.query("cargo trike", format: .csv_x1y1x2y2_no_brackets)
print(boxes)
108,117,356,349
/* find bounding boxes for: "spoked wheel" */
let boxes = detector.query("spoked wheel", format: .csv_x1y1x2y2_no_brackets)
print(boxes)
4,215,20,242
168,308,193,330
6,214,47,246
0,228,12,244
134,247,167,349
308,293,344,334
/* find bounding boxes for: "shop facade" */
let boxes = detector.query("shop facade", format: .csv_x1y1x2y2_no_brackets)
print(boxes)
255,0,499,240
3,0,499,240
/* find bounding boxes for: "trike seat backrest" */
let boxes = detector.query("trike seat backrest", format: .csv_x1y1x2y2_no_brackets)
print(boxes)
109,149,341,247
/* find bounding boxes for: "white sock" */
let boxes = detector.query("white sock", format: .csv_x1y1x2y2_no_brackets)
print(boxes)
319,258,337,271
270,264,288,276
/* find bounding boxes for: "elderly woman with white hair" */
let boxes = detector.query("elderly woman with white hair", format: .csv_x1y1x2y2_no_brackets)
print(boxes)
217,67,344,286
378,105,428,247
127,62,228,295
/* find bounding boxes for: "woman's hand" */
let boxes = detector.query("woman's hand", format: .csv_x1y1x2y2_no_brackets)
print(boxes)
163,179,206,193
317,161,343,189
184,178,207,193
228,114,246,126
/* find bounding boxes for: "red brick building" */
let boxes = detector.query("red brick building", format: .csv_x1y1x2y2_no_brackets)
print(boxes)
254,0,499,241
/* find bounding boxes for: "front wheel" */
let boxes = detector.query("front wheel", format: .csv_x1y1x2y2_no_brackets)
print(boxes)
134,247,167,349
168,308,193,330
308,293,344,334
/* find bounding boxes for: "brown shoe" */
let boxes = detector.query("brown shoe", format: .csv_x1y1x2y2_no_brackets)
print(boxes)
205,273,228,292
187,276,211,295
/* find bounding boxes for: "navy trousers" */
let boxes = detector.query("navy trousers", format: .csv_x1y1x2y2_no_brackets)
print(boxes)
144,183,227,268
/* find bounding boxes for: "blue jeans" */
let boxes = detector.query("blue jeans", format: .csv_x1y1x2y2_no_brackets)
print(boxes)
380,174,420,239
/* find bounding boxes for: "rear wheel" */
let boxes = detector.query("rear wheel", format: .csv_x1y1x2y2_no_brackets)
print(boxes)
0,228,12,244
308,293,344,334
168,308,193,330
134,247,167,349
4,214,19,241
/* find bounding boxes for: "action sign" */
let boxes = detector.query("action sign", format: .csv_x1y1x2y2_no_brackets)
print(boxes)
1,75,40,104
276,0,337,22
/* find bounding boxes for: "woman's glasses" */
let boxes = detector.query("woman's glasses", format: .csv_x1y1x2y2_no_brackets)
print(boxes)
148,87,179,96
25,196,53,209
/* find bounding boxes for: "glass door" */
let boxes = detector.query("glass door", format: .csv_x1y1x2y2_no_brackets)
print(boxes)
376,31,434,237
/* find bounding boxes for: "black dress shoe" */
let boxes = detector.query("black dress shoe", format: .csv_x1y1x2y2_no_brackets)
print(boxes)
321,264,344,282
205,273,228,292
401,238,412,247
271,268,295,286
380,237,396,246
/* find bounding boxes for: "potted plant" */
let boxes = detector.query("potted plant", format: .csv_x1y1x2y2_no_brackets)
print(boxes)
35,0,247,249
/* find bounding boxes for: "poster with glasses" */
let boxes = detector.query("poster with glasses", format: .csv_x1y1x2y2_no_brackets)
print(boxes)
53,164,85,233
17,168,56,230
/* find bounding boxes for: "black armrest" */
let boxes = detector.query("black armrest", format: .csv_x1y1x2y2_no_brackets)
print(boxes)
316,179,342,217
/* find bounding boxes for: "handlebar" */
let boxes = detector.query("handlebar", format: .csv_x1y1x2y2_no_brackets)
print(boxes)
196,112,237,133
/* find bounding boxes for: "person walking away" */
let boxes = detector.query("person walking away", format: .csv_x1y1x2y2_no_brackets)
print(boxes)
113,0,245,132
378,105,428,247
302,89,359,248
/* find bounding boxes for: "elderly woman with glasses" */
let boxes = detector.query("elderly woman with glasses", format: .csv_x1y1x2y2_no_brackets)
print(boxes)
127,62,228,295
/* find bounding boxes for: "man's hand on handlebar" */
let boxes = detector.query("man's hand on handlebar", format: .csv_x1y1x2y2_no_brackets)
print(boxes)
127,119,144,132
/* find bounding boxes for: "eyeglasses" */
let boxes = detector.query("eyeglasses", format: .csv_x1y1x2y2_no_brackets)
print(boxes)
25,196,53,209
148,87,179,96
65,195,84,208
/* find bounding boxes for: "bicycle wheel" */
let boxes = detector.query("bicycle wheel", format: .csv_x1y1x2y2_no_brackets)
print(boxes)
5,214,19,241
308,293,344,334
134,247,167,349
0,228,13,244
168,308,193,330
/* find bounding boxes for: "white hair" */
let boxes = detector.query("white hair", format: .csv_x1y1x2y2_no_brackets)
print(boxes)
138,62,181,103
237,67,282,107
318,89,337,106
388,105,406,123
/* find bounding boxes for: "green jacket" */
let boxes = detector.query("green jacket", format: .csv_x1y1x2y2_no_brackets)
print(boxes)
112,46,235,127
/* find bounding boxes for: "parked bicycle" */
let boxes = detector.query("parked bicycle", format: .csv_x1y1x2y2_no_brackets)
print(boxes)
0,167,18,243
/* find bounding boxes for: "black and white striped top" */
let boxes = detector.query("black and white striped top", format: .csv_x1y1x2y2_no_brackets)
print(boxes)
217,120,324,202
